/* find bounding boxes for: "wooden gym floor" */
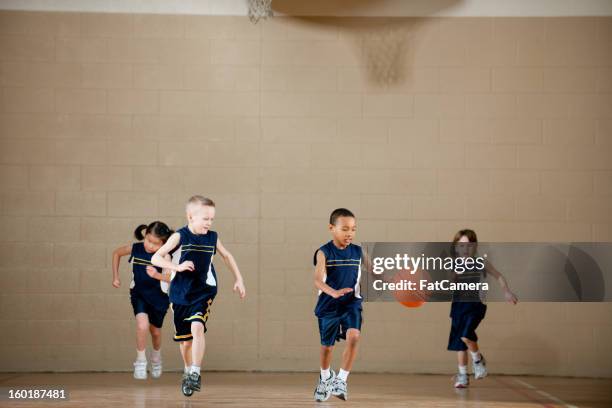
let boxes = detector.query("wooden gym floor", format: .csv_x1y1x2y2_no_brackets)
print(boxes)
1,372,611,407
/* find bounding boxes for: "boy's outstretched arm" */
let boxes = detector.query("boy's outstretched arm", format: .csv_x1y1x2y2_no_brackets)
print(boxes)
111,244,132,288
146,254,174,282
314,250,353,299
151,232,195,273
485,261,518,304
216,239,246,299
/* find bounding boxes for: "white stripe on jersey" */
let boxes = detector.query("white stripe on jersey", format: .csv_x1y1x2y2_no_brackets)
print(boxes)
206,260,217,286
354,261,362,299
318,273,327,296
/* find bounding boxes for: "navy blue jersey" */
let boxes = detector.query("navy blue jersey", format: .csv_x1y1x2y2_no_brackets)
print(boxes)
452,262,487,304
169,226,218,305
129,242,169,310
313,241,363,317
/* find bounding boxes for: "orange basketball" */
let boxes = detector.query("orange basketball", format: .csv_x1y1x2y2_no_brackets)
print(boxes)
391,268,431,308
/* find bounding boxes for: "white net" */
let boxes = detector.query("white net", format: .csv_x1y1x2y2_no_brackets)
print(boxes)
247,0,273,24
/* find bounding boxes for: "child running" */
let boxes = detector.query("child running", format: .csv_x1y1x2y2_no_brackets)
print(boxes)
151,195,246,397
448,229,518,388
313,208,363,402
111,221,174,379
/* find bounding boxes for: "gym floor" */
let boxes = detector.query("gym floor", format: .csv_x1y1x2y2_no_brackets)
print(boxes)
1,372,611,408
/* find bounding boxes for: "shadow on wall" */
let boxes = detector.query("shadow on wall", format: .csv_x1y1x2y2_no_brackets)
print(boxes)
528,245,607,302
566,244,606,301
271,0,464,87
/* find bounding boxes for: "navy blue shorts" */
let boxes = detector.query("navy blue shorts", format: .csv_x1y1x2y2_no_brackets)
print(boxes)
317,307,362,346
447,302,487,351
130,292,168,329
171,295,215,342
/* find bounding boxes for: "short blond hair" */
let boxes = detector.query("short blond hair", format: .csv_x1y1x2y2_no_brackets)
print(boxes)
186,195,215,211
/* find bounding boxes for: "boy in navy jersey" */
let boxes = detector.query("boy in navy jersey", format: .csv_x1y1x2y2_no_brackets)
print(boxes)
313,208,363,402
151,196,246,397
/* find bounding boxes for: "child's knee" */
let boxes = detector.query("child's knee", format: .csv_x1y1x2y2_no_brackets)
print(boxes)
191,322,205,336
136,320,149,332
460,337,475,345
321,345,334,353
149,326,161,337
346,330,361,346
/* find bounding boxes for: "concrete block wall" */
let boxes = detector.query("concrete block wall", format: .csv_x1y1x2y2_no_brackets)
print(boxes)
0,11,611,376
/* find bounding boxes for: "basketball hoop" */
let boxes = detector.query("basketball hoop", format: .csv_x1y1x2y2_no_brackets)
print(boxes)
247,0,273,24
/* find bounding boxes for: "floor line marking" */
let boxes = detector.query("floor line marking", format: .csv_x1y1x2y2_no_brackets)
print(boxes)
514,378,578,408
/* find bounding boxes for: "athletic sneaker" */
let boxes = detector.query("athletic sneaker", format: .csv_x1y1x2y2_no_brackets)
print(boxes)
181,372,193,397
473,355,487,379
151,360,162,379
133,360,147,380
454,373,469,388
187,372,202,392
314,370,336,402
331,377,348,400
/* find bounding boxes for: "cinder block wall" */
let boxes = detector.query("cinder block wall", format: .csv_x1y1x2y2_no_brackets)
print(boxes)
0,11,611,377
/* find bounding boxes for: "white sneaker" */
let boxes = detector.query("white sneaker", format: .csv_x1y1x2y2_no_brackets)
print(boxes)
454,373,469,388
331,377,348,400
133,360,147,380
314,370,336,402
151,360,162,379
473,355,487,379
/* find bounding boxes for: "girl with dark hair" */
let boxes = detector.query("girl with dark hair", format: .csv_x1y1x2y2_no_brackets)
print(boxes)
449,229,518,388
111,221,174,380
